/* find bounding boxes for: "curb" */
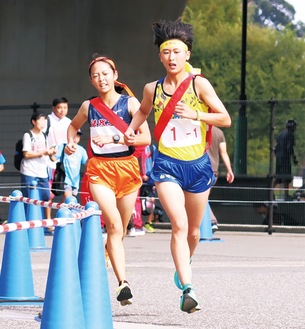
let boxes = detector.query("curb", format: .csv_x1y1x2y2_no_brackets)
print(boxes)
153,222,305,234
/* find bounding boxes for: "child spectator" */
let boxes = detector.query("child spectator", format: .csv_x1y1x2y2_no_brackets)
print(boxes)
0,150,6,172
20,112,57,217
139,144,158,233
56,130,88,201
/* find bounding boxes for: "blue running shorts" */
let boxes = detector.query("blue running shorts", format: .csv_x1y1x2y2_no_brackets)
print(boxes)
150,152,216,193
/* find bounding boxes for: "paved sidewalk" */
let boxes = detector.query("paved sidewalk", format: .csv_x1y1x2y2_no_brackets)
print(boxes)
1,230,305,328
0,309,185,329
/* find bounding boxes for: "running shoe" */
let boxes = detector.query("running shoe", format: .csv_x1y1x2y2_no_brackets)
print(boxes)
134,227,145,236
211,220,218,231
180,285,201,313
35,312,42,322
144,222,155,233
126,227,136,237
102,226,108,239
45,227,54,236
116,281,133,306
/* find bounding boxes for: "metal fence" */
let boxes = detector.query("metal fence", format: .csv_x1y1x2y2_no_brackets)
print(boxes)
222,98,305,176
1,99,305,230
212,98,305,232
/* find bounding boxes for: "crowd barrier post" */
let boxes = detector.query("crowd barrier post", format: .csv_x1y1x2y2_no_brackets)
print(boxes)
27,180,49,251
65,195,81,252
40,207,85,329
78,201,113,329
0,190,43,303
200,201,222,242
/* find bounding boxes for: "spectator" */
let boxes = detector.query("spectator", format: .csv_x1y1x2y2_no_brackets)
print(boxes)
207,126,234,230
124,20,231,313
45,97,72,221
0,150,6,172
254,202,298,226
65,54,151,306
0,150,5,222
127,144,157,236
55,129,88,201
139,144,158,233
20,112,57,217
126,143,148,237
274,119,298,199
46,97,71,147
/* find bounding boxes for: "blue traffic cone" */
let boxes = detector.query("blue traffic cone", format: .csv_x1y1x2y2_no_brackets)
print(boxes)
65,196,81,252
40,207,85,329
0,190,43,303
27,180,49,251
200,201,222,242
78,201,113,329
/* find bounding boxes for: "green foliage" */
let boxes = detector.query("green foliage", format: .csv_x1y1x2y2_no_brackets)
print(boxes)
251,0,295,28
247,135,270,175
182,0,305,175
183,1,242,99
250,0,305,37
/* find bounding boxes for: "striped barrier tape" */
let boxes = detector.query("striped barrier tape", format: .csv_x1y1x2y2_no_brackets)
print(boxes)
0,207,101,234
0,195,85,210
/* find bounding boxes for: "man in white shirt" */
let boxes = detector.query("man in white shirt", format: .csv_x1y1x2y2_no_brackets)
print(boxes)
46,97,71,146
45,97,71,224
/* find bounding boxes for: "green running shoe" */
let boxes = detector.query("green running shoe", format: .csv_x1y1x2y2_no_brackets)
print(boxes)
144,222,155,233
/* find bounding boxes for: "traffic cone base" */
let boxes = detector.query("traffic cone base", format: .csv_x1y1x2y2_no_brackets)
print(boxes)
200,202,223,242
78,201,113,329
0,297,44,304
0,190,43,303
40,207,86,329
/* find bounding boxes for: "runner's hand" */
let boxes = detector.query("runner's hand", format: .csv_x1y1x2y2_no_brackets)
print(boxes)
174,101,196,120
124,127,136,145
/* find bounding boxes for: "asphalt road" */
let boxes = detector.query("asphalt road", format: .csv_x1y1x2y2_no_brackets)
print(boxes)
0,229,305,329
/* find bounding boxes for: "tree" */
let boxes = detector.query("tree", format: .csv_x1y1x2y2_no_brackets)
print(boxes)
182,0,305,175
251,0,295,28
251,0,305,37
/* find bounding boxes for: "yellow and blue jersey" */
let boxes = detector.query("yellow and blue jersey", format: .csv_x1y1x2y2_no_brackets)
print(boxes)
153,76,210,161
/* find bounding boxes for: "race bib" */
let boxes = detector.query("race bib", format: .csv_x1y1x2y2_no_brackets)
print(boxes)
90,126,128,154
161,119,202,148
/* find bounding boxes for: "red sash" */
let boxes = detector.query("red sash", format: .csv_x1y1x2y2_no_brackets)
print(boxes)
153,74,213,150
89,97,145,158
154,75,197,142
90,97,128,133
